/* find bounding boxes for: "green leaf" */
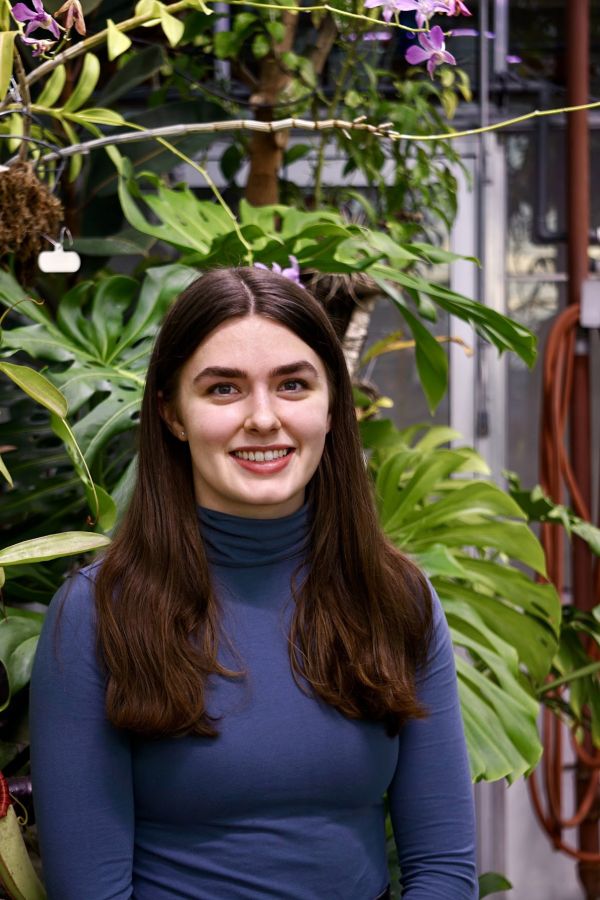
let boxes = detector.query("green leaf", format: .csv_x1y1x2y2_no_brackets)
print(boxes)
0,0,10,31
73,233,154,257
401,305,448,413
399,482,527,533
0,31,16,102
185,0,212,13
541,661,600,694
252,33,270,58
56,281,97,352
114,263,197,352
380,448,466,531
265,20,285,42
478,872,512,897
63,53,101,112
36,64,66,108
0,362,67,418
59,114,84,182
572,520,600,556
414,545,471,580
71,391,141,466
411,241,479,267
455,557,560,632
0,453,12,487
89,275,138,360
413,426,462,451
50,413,105,523
160,6,185,46
220,144,243,182
371,264,537,368
97,45,165,106
0,532,110,566
106,19,132,61
344,89,362,109
459,675,533,783
1,323,76,362
135,0,160,15
4,634,39,697
0,618,41,710
213,30,236,58
410,522,547,575
67,107,126,125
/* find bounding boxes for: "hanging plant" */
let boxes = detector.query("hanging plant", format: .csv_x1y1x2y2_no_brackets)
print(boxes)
0,162,62,284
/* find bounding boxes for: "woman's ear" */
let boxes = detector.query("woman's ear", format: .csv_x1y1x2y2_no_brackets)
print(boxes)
157,391,187,441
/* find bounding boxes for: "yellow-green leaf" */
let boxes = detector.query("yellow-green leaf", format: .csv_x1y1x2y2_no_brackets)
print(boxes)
36,63,66,108
0,568,4,589
0,453,12,487
160,7,184,46
0,362,67,418
106,19,132,61
6,111,22,154
0,532,110,566
135,0,160,16
67,107,126,126
0,31,16,102
59,115,83,181
184,0,212,14
63,53,100,112
0,0,10,31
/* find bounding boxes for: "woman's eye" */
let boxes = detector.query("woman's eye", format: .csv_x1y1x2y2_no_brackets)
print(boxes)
281,379,308,392
209,383,238,396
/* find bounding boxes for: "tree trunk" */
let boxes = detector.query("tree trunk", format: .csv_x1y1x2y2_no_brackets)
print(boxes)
245,13,338,206
245,12,298,206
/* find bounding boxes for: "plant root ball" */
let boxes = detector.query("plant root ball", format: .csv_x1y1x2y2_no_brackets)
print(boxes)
0,162,64,284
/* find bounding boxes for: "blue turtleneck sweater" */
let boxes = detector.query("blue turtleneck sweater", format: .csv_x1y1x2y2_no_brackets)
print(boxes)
30,506,477,899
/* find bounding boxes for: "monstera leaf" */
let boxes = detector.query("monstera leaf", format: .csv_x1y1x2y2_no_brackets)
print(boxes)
1,263,196,472
0,264,196,601
362,419,561,784
114,175,536,412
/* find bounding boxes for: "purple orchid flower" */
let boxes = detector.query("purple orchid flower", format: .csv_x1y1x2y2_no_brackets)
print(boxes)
12,0,61,39
412,0,470,27
405,24,456,78
19,33,57,55
254,256,302,285
364,0,421,26
449,0,471,16
55,0,86,36
363,0,470,27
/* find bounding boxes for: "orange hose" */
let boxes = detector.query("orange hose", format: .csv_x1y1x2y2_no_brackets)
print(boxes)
528,303,600,861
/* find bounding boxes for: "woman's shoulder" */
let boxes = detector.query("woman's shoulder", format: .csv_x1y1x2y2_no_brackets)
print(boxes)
44,558,104,637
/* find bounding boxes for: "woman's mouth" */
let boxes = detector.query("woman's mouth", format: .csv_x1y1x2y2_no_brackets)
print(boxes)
232,448,292,462
230,448,295,473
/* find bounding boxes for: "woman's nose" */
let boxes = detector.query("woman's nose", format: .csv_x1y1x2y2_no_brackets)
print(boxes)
244,392,281,432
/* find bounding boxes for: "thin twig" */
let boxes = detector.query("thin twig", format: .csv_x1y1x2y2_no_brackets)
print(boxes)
22,97,600,165
13,51,31,160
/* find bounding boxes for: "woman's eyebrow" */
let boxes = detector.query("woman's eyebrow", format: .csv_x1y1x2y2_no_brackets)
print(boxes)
193,361,320,382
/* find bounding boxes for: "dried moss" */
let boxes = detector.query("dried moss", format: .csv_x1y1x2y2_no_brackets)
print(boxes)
0,162,64,284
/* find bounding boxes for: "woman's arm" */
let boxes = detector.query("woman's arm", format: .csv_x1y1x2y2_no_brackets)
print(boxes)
29,569,134,900
387,587,477,899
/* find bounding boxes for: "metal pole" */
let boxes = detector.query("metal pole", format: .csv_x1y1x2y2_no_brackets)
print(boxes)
566,1,599,895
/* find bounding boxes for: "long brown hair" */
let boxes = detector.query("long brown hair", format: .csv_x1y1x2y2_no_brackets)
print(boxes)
95,267,433,738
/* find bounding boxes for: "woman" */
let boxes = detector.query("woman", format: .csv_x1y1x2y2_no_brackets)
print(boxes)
30,267,477,899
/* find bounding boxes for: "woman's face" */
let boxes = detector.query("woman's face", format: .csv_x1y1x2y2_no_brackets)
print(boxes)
161,314,332,519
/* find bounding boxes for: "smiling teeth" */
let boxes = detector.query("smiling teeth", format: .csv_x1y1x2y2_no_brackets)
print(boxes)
233,449,291,461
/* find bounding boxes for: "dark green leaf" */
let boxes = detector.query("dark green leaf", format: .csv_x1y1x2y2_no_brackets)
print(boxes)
478,872,513,897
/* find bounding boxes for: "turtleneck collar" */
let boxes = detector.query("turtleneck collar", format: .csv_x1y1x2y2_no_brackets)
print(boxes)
198,504,310,568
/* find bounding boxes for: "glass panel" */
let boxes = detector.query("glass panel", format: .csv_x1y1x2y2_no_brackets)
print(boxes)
506,279,563,489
